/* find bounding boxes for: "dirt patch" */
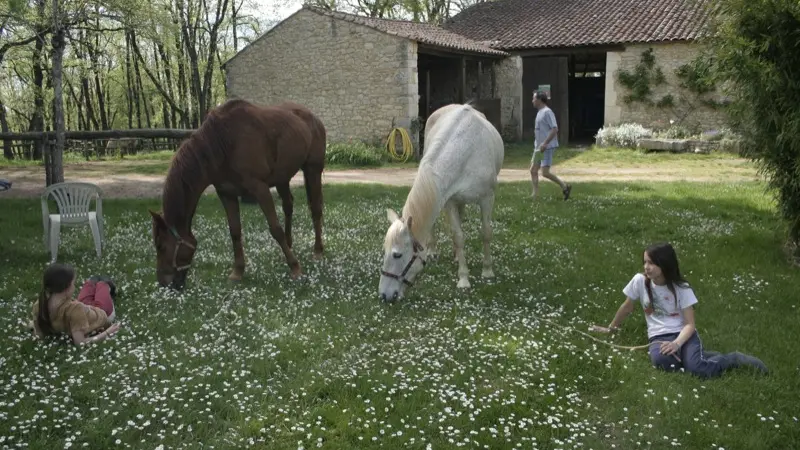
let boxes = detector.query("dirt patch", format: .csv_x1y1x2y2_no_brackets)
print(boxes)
0,165,760,199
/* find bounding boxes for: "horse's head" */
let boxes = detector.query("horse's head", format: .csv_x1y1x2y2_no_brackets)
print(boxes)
379,208,428,302
149,210,197,290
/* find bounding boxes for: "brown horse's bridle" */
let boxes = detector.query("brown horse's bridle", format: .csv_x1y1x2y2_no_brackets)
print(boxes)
381,239,427,286
169,227,195,271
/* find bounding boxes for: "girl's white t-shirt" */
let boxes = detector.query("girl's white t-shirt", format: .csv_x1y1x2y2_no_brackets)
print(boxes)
623,273,698,338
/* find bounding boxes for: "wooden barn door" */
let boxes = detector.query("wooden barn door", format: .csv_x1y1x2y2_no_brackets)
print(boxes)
522,56,569,147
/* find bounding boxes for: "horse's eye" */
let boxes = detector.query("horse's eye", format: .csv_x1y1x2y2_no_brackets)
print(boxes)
392,252,402,259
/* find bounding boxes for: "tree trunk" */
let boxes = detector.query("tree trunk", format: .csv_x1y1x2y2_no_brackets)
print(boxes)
125,30,134,128
89,16,109,130
131,35,143,128
156,42,175,128
28,0,47,160
0,96,12,159
51,0,65,184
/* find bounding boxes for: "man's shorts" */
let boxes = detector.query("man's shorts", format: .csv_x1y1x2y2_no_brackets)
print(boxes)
531,147,557,167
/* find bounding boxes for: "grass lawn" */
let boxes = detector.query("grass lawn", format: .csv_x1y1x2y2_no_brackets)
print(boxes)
1,180,798,449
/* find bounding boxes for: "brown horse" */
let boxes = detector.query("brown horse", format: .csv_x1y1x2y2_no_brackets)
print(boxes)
149,98,326,289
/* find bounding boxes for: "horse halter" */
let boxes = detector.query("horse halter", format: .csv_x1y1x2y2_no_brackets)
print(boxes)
381,238,427,286
168,227,195,272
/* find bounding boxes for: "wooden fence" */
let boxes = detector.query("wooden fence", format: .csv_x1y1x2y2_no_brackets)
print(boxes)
0,129,196,185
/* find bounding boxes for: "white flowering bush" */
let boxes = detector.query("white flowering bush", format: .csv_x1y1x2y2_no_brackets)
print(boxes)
0,182,795,449
595,123,654,148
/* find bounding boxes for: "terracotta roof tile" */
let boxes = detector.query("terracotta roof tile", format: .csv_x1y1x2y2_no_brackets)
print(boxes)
305,6,509,56
442,0,716,50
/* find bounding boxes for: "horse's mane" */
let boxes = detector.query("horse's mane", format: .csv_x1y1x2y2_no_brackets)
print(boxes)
162,99,246,225
386,104,481,248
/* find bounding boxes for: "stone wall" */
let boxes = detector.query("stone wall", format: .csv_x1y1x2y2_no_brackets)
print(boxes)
490,56,523,141
224,9,418,144
605,42,728,132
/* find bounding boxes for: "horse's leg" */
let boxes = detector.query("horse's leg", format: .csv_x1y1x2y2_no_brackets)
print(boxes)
479,192,496,279
302,165,324,260
216,190,246,281
445,201,470,289
245,180,302,278
427,214,439,260
454,203,466,261
276,183,294,250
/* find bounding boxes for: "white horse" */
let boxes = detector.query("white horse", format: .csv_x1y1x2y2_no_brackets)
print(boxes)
379,103,504,302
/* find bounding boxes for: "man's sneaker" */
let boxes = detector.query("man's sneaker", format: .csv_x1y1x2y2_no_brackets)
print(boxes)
562,184,572,201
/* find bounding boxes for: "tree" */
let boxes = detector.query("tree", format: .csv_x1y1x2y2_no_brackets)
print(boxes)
50,0,66,184
707,0,800,260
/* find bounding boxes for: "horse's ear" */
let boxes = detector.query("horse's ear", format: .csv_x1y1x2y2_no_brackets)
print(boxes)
386,208,400,224
149,209,166,229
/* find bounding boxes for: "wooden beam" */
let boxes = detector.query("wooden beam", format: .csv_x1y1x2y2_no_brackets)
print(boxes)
511,45,626,57
426,70,431,118
491,62,496,98
460,56,466,103
417,44,505,60
477,61,482,99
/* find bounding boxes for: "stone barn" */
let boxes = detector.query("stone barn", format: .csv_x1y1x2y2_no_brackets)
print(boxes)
223,0,724,148
222,6,511,150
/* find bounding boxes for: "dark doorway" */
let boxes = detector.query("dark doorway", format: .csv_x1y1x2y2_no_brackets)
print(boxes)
523,52,608,147
522,56,569,146
568,53,606,144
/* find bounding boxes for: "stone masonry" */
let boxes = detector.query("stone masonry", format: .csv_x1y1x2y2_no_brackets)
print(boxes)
224,9,418,144
490,56,523,141
605,42,728,132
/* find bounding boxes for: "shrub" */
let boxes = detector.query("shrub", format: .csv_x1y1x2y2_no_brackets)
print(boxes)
698,127,740,142
594,123,654,148
708,0,800,256
325,141,386,167
657,125,694,139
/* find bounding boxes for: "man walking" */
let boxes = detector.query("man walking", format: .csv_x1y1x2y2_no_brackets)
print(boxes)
530,90,571,200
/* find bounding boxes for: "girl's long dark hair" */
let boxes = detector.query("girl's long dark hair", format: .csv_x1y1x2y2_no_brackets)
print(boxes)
644,242,689,308
37,263,76,336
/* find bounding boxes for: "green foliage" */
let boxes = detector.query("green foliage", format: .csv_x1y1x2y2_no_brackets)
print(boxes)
708,0,800,254
655,94,675,108
675,55,724,109
658,124,694,139
617,48,666,105
325,140,386,167
5,0,28,15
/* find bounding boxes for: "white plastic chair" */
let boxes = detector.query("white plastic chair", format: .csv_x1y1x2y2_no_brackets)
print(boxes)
41,181,104,263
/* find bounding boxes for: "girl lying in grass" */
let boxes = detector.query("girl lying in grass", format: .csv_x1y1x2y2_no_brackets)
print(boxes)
29,263,121,345
591,242,767,379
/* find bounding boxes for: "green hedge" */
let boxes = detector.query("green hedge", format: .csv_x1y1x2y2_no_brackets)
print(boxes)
325,141,386,167
708,0,800,256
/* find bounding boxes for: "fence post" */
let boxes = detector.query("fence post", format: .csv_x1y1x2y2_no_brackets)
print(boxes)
42,136,52,187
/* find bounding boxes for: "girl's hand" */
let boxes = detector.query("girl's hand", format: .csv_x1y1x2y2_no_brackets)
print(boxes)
660,341,681,356
106,323,122,337
589,325,616,334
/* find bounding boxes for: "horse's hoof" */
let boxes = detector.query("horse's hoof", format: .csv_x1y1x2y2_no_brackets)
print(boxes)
457,279,471,289
313,251,324,261
228,272,243,282
290,266,303,279
481,269,495,278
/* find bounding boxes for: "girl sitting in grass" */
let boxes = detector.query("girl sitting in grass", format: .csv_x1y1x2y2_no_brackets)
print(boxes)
29,263,121,345
591,242,767,379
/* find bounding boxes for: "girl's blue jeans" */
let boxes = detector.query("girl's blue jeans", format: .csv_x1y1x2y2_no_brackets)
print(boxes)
648,331,738,379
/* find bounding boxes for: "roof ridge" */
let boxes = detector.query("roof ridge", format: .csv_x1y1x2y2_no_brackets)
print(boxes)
303,5,508,56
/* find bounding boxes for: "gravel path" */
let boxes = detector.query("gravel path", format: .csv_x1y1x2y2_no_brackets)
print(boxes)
0,165,759,199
